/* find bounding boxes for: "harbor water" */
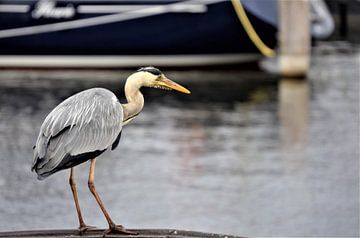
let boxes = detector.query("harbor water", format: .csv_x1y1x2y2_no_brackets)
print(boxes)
0,45,358,237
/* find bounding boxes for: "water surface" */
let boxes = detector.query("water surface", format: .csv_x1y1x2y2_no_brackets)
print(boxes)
0,47,358,237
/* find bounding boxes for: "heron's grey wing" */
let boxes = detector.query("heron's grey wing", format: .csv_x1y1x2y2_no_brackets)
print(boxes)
32,88,123,178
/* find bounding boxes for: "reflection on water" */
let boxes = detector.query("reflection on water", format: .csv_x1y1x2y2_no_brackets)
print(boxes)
0,50,359,237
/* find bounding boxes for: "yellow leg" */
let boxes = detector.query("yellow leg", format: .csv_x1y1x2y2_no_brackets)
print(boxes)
69,168,96,234
88,159,137,235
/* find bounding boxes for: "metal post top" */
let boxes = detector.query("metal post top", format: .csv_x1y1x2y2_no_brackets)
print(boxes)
0,229,245,238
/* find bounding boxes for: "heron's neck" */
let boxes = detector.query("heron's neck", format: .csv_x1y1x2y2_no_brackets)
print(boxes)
122,76,145,122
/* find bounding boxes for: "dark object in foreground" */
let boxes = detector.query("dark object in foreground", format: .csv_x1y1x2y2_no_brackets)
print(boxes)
0,229,244,238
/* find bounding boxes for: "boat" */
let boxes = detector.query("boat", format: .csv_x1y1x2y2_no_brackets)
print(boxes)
0,0,333,67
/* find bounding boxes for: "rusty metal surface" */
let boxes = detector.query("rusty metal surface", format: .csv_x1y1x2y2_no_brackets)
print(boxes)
0,229,244,238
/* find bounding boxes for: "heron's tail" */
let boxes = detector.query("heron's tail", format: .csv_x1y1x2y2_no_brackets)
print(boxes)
32,157,56,180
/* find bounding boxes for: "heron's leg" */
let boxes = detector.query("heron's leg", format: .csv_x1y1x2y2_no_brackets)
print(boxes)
88,159,137,235
69,168,96,233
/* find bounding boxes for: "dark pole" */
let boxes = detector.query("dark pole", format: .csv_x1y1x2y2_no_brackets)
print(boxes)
339,0,348,39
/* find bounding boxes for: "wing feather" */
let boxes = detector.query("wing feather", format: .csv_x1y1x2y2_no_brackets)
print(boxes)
32,88,123,178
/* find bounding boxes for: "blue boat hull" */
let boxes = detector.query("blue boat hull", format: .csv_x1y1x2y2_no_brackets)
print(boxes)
0,0,277,66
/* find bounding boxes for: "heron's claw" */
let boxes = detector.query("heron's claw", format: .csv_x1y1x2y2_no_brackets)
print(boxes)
104,224,138,236
79,224,97,234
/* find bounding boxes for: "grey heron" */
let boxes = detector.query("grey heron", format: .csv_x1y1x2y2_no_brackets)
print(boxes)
31,67,190,235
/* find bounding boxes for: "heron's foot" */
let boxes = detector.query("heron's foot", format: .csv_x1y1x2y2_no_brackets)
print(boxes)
78,224,97,234
104,224,138,236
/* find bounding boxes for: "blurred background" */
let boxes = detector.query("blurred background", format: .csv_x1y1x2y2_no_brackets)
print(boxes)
0,0,359,237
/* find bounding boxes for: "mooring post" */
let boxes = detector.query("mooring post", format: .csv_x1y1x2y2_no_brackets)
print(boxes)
279,0,311,77
339,0,348,39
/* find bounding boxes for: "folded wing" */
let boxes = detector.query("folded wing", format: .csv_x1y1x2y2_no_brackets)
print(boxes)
32,88,123,179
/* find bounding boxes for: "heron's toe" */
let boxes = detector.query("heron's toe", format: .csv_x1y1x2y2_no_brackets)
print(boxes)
104,224,138,236
79,225,97,234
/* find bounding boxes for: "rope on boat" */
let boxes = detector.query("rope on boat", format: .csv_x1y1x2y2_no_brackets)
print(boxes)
231,0,275,57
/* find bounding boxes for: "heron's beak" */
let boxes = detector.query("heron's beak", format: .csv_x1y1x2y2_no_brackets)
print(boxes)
159,77,191,94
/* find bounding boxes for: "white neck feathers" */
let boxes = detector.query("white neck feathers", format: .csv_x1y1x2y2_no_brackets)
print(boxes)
122,73,145,122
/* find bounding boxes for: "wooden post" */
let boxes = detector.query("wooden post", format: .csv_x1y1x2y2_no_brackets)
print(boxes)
279,0,311,77
279,78,309,148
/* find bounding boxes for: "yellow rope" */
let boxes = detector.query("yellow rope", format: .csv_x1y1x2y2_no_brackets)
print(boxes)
230,0,275,57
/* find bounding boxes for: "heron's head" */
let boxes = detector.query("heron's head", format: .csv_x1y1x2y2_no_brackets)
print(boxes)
132,66,190,94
